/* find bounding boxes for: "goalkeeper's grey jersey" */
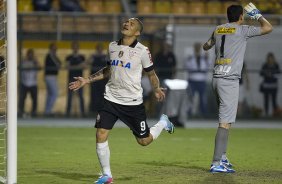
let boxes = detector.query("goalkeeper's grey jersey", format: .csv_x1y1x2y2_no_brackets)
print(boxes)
212,23,261,79
104,40,154,105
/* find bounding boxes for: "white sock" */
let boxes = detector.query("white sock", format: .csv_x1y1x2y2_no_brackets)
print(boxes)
150,120,166,140
96,141,112,177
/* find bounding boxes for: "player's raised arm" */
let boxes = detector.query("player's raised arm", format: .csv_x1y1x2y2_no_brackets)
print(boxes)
69,65,110,91
244,2,273,35
203,31,215,51
146,69,166,102
257,17,273,35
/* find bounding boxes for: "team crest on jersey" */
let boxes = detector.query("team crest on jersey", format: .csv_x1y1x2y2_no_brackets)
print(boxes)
118,51,124,58
111,59,131,69
129,50,136,59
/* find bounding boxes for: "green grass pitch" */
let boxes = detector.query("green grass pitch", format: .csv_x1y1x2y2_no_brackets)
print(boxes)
19,127,282,184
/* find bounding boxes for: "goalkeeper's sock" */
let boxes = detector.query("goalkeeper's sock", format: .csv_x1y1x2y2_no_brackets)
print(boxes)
150,121,166,140
96,141,112,177
212,127,229,166
221,132,229,161
221,153,227,161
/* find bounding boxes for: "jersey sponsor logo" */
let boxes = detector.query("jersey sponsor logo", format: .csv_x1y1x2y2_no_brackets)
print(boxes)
215,58,232,65
110,59,131,69
216,27,236,34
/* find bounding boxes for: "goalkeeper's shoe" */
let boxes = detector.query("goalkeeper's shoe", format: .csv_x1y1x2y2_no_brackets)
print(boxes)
160,114,175,134
210,164,235,173
95,175,113,184
221,159,233,168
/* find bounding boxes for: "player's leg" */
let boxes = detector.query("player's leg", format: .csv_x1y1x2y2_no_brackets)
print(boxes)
117,102,174,146
212,123,232,164
210,78,238,173
94,100,118,184
137,114,174,146
96,128,112,181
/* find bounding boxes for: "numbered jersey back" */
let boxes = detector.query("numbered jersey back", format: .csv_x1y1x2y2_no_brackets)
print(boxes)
213,23,261,79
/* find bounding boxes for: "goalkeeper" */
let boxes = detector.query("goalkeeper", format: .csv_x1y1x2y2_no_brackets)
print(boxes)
203,3,272,173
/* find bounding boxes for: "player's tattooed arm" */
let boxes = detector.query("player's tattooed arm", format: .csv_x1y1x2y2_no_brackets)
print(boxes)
203,31,215,51
69,66,110,91
147,70,160,90
87,66,110,83
146,70,166,102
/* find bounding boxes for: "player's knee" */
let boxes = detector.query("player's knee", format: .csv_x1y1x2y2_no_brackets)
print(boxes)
96,128,109,142
219,123,231,129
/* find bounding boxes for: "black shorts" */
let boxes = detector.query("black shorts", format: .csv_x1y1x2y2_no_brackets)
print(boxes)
95,99,150,138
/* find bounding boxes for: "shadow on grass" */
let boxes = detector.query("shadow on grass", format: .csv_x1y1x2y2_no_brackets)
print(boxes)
238,170,282,178
36,170,135,182
136,161,207,172
36,170,97,182
201,174,237,184
137,161,282,183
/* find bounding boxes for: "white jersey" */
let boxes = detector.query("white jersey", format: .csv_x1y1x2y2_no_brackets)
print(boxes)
104,40,154,105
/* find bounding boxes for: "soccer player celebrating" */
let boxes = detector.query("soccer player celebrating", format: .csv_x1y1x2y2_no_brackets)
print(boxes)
69,18,174,183
203,3,272,173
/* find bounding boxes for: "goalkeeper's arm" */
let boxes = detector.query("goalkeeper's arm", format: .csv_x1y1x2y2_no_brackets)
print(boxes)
258,17,273,35
244,2,273,35
203,31,215,51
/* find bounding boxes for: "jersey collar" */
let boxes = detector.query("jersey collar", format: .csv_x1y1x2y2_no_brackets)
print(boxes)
117,39,138,48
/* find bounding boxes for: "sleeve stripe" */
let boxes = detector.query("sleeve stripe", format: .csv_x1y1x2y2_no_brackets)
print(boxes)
144,65,154,72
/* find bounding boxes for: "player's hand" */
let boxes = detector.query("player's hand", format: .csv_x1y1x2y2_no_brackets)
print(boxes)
154,87,166,102
244,2,262,20
69,76,88,91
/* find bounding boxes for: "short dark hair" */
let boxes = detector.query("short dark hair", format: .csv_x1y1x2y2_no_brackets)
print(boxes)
227,5,243,23
133,18,143,34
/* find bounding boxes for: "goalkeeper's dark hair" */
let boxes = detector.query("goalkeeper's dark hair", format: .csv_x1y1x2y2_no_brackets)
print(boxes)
227,5,243,23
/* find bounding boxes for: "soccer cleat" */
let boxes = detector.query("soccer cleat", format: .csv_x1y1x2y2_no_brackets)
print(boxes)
95,175,113,184
160,114,175,134
221,159,233,168
210,164,235,173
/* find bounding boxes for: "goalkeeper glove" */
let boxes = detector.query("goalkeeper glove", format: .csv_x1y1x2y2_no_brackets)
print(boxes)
244,2,262,20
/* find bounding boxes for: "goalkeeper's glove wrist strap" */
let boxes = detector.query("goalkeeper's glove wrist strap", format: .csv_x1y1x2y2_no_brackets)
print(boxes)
255,14,262,20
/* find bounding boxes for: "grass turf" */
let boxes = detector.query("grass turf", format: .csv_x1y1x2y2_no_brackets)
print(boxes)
18,127,282,184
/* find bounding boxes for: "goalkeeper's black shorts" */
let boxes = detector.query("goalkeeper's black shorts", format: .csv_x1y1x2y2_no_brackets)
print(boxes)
95,98,150,138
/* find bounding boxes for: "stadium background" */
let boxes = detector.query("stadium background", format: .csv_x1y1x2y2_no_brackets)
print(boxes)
16,0,282,118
